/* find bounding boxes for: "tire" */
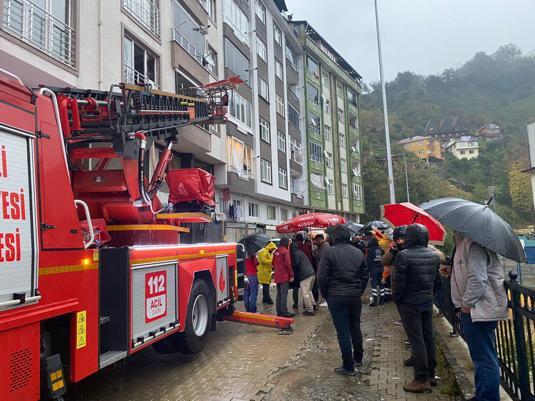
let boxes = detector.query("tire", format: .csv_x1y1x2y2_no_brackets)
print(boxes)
153,279,212,355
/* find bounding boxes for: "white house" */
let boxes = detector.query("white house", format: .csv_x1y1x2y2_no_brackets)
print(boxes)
445,136,479,160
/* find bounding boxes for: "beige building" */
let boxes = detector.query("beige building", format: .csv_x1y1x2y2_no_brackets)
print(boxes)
445,136,479,160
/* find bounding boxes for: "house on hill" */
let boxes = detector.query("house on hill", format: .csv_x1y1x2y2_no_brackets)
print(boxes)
445,136,479,160
398,136,444,162
425,116,469,142
477,122,502,140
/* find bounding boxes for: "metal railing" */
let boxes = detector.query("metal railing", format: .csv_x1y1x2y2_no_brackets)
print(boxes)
171,28,207,69
434,272,535,401
2,0,76,67
123,64,158,89
122,0,160,38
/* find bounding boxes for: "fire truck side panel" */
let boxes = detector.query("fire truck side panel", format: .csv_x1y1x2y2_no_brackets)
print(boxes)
35,95,84,250
0,322,40,401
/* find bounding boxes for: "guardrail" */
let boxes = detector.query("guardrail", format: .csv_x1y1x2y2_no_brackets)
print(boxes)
122,0,160,38
434,272,535,401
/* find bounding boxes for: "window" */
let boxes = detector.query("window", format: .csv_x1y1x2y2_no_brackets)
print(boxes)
198,0,216,21
256,36,267,61
227,136,254,179
290,137,302,164
327,179,334,194
261,159,272,183
173,2,206,64
309,142,324,164
277,131,286,153
326,152,333,168
324,125,332,142
337,108,345,123
311,173,324,189
341,158,347,173
307,55,319,78
275,59,283,80
352,163,361,177
255,0,266,24
258,77,269,101
278,168,288,189
309,113,320,136
267,205,277,220
322,71,330,88
342,183,348,198
352,184,362,200
286,44,296,68
259,118,270,143
124,36,158,86
306,83,320,105
323,98,331,114
347,89,358,106
123,0,160,37
469,150,474,154
288,104,299,128
274,24,282,46
224,38,250,84
229,92,252,127
223,0,250,44
460,150,465,155
349,114,358,129
281,208,288,221
204,45,217,75
276,95,285,116
248,202,259,217
339,130,346,147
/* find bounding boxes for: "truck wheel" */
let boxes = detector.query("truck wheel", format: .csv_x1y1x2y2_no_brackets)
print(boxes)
153,279,212,355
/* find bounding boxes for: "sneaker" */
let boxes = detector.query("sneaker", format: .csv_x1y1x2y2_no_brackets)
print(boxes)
278,327,294,335
403,379,432,393
313,305,319,311
430,377,438,387
303,310,315,316
334,367,356,377
282,312,296,318
394,320,403,326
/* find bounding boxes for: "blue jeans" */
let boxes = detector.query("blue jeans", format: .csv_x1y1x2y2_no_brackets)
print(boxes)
327,296,363,371
460,312,500,401
244,275,259,313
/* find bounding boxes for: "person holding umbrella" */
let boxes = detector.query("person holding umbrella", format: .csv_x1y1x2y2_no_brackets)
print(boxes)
422,197,524,401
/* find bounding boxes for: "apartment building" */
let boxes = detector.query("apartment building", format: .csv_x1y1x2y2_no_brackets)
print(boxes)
290,21,364,222
216,0,305,240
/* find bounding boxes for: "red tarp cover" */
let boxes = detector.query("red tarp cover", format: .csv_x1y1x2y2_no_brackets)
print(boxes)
166,168,216,206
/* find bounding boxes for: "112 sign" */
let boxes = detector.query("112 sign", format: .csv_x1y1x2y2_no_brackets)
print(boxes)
145,271,167,323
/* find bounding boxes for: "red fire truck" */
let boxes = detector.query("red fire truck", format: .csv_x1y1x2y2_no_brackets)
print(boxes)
0,70,291,401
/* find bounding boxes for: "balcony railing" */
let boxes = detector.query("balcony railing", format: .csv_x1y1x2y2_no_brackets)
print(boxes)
3,0,76,67
122,0,160,38
123,64,158,89
171,28,207,69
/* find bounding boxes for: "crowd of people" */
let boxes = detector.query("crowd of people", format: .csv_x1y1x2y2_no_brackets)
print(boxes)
243,221,507,400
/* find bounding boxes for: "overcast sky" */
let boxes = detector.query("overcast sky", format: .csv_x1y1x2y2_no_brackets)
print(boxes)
285,0,535,83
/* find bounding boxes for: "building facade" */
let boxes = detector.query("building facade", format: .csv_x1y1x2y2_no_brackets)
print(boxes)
0,0,363,239
397,136,444,162
445,136,479,160
290,21,364,222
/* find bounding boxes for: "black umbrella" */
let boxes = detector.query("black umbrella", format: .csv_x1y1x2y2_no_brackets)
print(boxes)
359,220,390,234
420,197,526,263
347,222,364,235
239,234,270,256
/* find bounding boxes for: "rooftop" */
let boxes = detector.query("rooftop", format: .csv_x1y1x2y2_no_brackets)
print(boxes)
397,136,436,145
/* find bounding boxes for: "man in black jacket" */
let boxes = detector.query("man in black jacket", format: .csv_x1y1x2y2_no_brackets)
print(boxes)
290,242,317,315
392,224,440,394
317,224,369,376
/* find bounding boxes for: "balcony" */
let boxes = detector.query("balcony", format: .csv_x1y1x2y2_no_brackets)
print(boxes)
123,64,158,89
2,0,76,67
122,0,160,38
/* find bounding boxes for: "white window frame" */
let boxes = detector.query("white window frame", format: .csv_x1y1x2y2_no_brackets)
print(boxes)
277,131,286,153
324,125,332,142
274,23,282,46
339,130,346,148
309,142,324,164
342,183,348,198
290,137,302,165
248,202,259,217
275,59,283,80
261,159,272,184
229,91,252,128
278,167,288,189
223,0,250,45
326,152,333,168
327,178,334,195
259,117,270,143
256,35,267,61
341,157,347,173
353,183,362,200
255,0,266,24
258,77,269,101
267,205,277,220
276,95,285,116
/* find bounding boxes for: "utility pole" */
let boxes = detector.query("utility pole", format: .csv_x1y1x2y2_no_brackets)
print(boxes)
374,0,395,203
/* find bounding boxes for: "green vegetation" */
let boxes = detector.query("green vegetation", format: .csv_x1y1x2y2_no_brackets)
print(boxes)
361,44,535,227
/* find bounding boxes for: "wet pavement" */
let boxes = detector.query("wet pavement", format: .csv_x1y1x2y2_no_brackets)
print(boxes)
66,290,455,401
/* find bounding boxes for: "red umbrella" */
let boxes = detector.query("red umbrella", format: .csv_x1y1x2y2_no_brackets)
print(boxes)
380,202,446,245
276,213,346,233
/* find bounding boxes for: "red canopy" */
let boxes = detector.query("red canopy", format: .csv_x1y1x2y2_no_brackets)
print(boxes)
166,168,215,206
380,202,446,245
276,213,346,233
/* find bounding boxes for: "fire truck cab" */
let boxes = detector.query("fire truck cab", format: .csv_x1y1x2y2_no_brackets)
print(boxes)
0,70,241,401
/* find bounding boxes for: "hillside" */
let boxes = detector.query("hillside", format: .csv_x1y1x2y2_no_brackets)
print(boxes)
360,44,535,226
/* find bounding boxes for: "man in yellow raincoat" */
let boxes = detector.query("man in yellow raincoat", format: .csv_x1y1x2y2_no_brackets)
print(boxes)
257,242,277,304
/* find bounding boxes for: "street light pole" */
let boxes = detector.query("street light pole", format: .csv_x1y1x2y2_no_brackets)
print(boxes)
374,0,395,204
402,153,409,202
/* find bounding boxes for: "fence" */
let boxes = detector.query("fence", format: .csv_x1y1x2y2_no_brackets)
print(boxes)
434,272,535,401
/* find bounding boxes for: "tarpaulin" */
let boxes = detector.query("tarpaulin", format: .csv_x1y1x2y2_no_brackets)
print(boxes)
166,168,216,206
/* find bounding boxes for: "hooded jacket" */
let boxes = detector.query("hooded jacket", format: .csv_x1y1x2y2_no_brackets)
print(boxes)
257,242,276,284
290,242,315,283
392,224,440,305
317,225,369,298
272,238,294,284
366,237,384,272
